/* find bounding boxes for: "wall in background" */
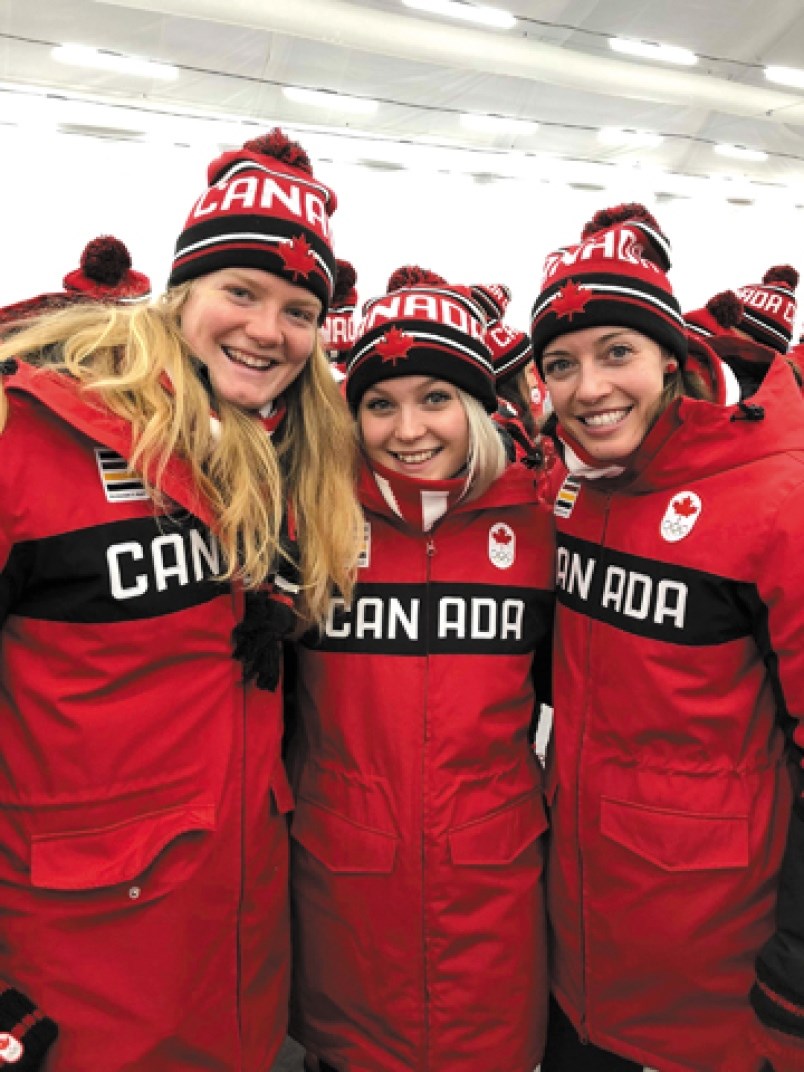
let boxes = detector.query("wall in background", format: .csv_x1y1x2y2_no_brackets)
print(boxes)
2,126,802,336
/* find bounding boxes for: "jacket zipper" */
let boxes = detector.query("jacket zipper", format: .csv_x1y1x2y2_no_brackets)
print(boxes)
422,537,436,1069
577,493,612,1044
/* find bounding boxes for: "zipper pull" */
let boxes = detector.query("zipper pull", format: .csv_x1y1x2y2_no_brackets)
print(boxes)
426,539,436,557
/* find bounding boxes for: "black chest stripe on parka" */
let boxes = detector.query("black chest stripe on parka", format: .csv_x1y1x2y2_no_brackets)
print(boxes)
0,512,228,624
556,531,762,646
303,581,554,655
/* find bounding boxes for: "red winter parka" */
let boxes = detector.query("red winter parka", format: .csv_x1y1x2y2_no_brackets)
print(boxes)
0,363,293,1071
289,460,555,1072
548,357,804,1071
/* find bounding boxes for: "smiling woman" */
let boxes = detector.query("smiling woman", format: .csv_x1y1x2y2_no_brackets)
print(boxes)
530,203,804,1072
0,128,363,1072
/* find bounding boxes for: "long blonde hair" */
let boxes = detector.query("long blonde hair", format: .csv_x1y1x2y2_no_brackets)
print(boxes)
0,289,361,624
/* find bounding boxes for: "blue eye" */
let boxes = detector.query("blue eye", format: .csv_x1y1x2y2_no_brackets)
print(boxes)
543,357,572,379
226,285,253,301
425,390,451,405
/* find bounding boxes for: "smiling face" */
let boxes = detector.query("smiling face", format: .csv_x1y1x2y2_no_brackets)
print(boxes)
179,268,321,412
541,325,674,464
358,375,471,481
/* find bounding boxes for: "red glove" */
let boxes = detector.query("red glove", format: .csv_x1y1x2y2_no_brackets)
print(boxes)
720,1014,804,1072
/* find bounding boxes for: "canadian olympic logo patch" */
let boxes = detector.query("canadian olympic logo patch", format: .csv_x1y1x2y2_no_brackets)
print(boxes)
660,491,702,542
489,522,515,569
0,1032,24,1063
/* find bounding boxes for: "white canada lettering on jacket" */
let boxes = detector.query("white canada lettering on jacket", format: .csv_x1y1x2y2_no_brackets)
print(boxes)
361,295,484,340
191,176,330,238
107,528,221,600
556,547,687,629
325,594,525,641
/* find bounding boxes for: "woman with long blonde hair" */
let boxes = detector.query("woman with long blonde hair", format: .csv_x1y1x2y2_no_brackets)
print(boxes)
0,129,361,1072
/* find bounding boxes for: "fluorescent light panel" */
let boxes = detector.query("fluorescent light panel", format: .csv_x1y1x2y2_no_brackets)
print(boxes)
765,65,804,90
714,143,768,163
52,44,178,81
597,127,664,149
402,0,516,30
609,37,698,66
460,112,539,135
282,86,378,115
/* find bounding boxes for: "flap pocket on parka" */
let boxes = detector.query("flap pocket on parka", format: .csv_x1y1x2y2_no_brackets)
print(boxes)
30,801,217,890
600,796,749,872
449,791,549,867
291,800,397,874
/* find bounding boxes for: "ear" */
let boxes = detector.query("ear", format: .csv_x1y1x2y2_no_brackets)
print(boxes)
663,354,679,376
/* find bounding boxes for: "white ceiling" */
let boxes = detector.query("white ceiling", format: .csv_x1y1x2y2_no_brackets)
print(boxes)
3,0,804,196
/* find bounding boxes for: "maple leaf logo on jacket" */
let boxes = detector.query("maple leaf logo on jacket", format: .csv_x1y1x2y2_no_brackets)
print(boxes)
661,491,702,543
488,522,515,569
376,327,415,365
278,234,317,279
551,280,592,321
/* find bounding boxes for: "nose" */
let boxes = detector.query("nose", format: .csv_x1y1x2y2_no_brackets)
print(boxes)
394,404,427,442
245,303,282,347
575,360,610,403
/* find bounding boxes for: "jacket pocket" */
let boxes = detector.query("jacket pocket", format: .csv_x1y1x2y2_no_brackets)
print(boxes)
30,801,216,891
448,790,549,866
291,799,397,874
600,795,749,872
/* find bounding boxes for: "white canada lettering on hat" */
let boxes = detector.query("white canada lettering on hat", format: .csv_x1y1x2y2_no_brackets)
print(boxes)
361,294,484,340
488,322,518,348
321,314,356,347
190,177,331,238
660,491,702,543
542,226,663,284
736,287,795,324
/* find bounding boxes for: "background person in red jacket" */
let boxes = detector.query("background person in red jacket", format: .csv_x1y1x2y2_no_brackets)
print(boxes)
289,280,555,1072
0,129,361,1071
530,202,804,1072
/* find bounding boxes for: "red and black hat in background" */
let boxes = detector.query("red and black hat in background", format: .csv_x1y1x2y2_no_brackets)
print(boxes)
530,202,687,373
63,235,151,303
470,283,512,325
487,322,534,385
734,265,798,353
321,258,358,356
684,290,744,341
168,128,337,317
346,279,496,412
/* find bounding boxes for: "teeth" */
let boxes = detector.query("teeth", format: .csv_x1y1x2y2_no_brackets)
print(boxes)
394,449,438,463
583,409,629,427
226,347,275,370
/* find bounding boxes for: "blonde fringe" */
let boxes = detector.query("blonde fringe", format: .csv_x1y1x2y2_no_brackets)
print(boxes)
0,293,361,626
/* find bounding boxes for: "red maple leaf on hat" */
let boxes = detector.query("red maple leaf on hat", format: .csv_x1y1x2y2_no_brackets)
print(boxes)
551,280,592,320
673,495,699,518
277,234,317,279
491,525,512,544
376,327,415,364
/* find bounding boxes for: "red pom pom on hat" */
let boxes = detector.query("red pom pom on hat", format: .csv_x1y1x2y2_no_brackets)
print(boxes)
763,264,799,290
581,201,663,240
386,265,447,293
241,129,314,176
332,258,358,309
63,236,151,302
